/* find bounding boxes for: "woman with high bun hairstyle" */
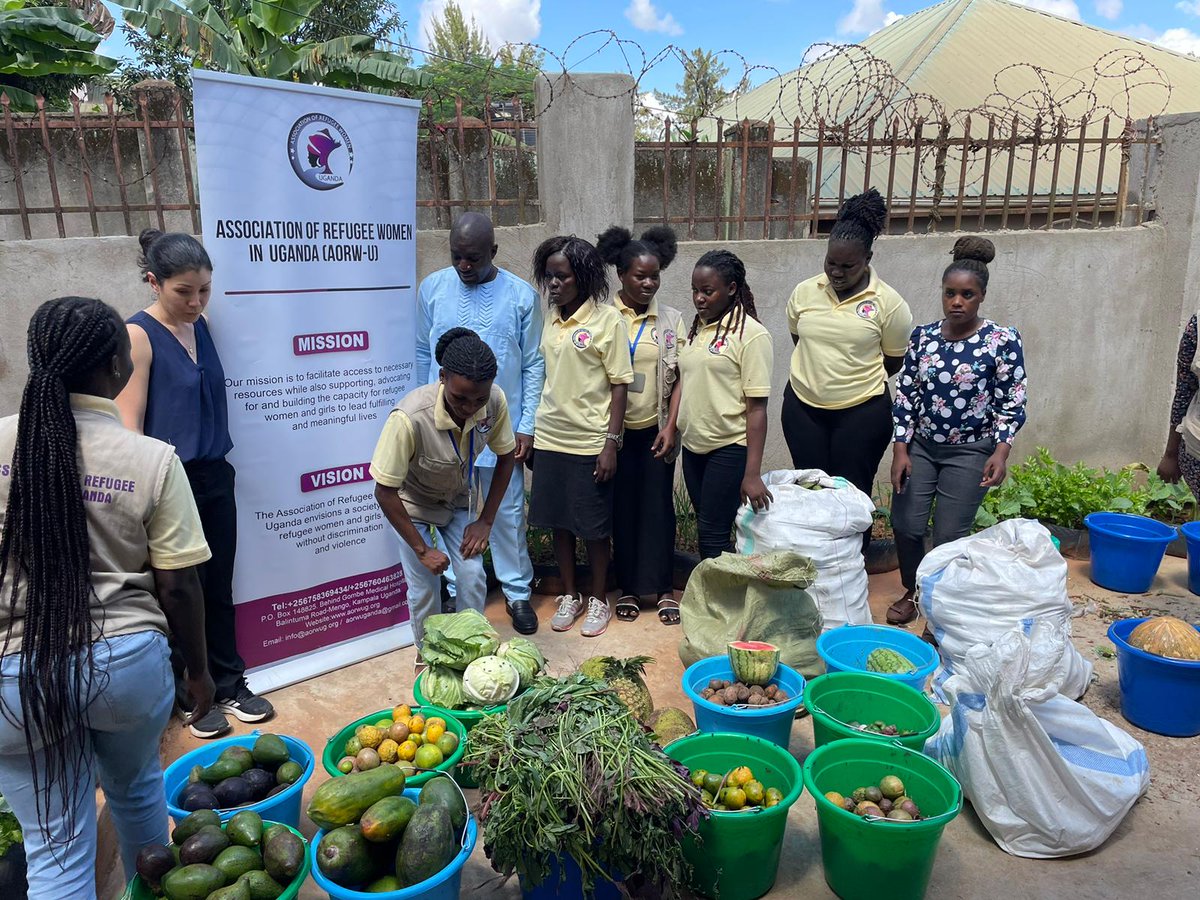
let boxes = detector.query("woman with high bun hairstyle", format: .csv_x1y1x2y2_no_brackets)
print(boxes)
596,225,686,626
887,237,1027,626
782,189,914,507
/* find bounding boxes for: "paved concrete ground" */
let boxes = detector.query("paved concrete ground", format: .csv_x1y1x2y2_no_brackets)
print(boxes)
135,557,1198,899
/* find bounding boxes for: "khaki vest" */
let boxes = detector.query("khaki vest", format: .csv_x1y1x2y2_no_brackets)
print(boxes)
393,383,505,527
0,396,176,653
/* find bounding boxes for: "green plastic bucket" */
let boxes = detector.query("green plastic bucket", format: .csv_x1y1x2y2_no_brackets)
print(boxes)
802,739,962,900
806,672,942,751
413,671,515,788
322,705,467,786
121,820,310,900
663,732,804,900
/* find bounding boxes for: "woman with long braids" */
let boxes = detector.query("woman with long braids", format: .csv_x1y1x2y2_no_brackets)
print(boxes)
116,229,272,739
530,235,634,637
0,297,213,898
596,225,685,626
782,189,913,511
371,328,517,657
677,250,774,559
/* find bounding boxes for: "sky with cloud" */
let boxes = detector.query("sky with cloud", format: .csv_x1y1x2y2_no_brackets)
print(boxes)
101,1,1200,93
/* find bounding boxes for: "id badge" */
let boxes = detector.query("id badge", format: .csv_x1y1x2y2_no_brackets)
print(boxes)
630,372,647,393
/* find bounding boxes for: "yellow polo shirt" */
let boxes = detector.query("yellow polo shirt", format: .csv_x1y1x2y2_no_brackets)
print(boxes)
535,299,635,455
785,268,913,410
370,385,516,488
617,296,662,430
677,312,773,455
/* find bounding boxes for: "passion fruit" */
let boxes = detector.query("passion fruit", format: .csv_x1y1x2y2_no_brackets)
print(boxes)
824,791,847,808
356,748,381,771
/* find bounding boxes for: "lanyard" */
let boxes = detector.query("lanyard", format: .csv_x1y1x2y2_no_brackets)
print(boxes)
629,316,650,363
447,428,478,516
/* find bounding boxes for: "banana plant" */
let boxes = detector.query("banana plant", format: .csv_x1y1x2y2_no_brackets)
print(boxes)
114,0,428,91
0,0,118,110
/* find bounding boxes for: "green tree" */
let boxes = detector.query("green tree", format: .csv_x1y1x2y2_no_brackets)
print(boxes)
0,0,117,111
290,0,404,45
109,23,195,109
661,48,742,123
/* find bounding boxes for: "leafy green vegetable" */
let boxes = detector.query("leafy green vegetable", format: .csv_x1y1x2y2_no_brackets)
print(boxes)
466,675,707,896
462,656,520,705
421,664,466,709
421,609,500,670
496,637,545,688
0,795,22,859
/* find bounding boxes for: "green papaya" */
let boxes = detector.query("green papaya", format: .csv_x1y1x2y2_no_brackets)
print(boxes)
199,757,244,785
263,828,305,885
236,869,286,900
359,795,417,843
315,824,376,887
275,760,303,786
395,804,455,887
251,733,290,767
226,810,263,848
218,745,255,774
206,883,250,900
307,764,406,830
161,863,226,900
212,844,263,882
418,777,467,830
171,809,222,846
178,824,229,865
364,875,403,892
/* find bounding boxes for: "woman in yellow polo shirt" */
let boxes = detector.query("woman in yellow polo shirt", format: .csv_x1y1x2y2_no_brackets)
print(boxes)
529,236,634,638
783,189,913,505
678,249,774,559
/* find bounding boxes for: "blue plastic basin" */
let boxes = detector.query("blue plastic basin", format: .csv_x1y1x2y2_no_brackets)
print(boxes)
816,625,937,693
1085,512,1176,593
681,656,805,748
1107,617,1200,737
163,732,314,828
1181,521,1200,596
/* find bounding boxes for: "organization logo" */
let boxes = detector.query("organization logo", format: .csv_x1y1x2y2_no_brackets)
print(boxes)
708,336,727,355
662,328,675,349
474,415,494,435
571,328,593,349
288,113,354,190
855,299,879,320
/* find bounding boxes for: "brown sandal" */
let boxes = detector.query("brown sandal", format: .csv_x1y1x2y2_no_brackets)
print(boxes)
886,591,919,626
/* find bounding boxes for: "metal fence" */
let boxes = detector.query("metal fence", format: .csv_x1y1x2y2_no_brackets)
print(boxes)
0,87,540,240
634,114,1159,240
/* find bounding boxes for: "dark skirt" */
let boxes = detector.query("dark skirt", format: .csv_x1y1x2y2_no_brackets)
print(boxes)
530,449,614,540
612,426,676,595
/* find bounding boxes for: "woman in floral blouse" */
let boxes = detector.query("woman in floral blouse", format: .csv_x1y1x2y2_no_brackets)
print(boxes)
886,237,1027,626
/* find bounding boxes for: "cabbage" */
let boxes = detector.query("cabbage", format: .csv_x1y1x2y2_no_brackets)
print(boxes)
497,637,545,688
462,656,521,705
421,664,466,709
422,609,500,670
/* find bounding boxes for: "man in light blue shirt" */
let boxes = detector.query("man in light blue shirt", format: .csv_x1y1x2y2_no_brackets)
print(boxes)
415,213,543,634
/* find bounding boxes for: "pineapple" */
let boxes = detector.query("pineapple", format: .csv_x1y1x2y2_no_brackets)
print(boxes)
579,655,655,722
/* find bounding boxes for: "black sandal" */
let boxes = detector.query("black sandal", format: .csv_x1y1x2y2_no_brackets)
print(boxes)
656,596,680,626
615,596,640,622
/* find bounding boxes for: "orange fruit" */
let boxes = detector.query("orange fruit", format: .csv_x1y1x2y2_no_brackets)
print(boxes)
425,716,447,731
377,739,399,763
425,723,445,745
392,704,413,721
408,715,426,734
728,766,753,787
414,744,444,770
436,732,460,757
720,787,747,810
397,740,418,761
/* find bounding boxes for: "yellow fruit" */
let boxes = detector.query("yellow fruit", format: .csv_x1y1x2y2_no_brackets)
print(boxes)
425,717,447,731
425,724,445,745
720,787,747,810
436,732,459,757
392,704,413,721
764,787,784,808
728,766,753,787
377,739,399,763
398,740,418,761
414,744,444,770
744,781,765,805
356,725,383,750
375,718,394,731
408,715,426,734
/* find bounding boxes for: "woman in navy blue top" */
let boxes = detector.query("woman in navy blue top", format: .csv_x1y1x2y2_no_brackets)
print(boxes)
116,230,273,738
887,237,1027,626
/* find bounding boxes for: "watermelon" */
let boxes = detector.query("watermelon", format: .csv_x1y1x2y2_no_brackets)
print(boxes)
727,641,780,686
1128,616,1200,661
866,648,916,675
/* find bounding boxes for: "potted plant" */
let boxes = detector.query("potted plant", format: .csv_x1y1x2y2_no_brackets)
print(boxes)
0,795,26,900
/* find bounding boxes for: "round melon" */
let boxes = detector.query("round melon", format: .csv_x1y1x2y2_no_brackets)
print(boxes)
1127,616,1200,661
727,641,780,686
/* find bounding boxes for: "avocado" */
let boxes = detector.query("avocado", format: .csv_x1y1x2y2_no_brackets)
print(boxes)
315,824,376,887
261,824,287,846
213,844,263,882
266,783,289,797
200,757,244,785
237,869,286,900
178,824,230,866
179,783,219,812
226,810,264,848
206,883,251,900
242,768,276,800
275,761,303,786
161,863,226,900
218,745,255,775
364,874,403,892
187,764,204,785
395,804,455,887
135,844,176,889
263,828,305,884
172,809,223,846
213,775,254,809
251,734,290,767
418,777,467,830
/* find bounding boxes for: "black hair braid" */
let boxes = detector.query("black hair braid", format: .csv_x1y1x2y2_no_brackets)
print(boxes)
943,236,995,292
596,224,679,274
138,228,212,283
0,297,123,851
532,236,610,305
688,249,760,345
435,327,498,383
829,188,887,251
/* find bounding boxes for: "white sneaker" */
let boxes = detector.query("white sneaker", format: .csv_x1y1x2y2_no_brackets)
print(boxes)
550,594,584,631
580,597,612,638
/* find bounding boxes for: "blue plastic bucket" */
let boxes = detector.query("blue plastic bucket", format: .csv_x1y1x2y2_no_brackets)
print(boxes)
1084,512,1176,593
816,625,937,693
163,732,314,828
1181,521,1200,596
521,854,623,900
309,787,478,899
1107,617,1200,736
681,656,805,748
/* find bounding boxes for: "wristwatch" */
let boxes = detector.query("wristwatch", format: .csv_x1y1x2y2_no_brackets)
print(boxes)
605,432,624,449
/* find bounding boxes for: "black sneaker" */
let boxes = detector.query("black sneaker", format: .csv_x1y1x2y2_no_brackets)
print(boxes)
217,683,275,723
185,707,232,740
506,599,538,635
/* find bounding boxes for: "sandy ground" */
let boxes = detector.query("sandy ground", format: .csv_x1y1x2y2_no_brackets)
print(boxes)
112,556,1198,899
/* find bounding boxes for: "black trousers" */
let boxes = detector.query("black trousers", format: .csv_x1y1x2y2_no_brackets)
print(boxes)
780,387,893,498
175,458,247,703
682,444,748,560
612,426,676,596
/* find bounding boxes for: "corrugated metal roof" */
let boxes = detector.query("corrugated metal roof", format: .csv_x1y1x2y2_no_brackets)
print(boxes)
704,0,1196,199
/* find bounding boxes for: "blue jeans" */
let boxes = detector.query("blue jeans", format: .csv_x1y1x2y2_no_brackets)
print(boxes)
445,463,533,603
397,510,489,649
0,630,174,899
